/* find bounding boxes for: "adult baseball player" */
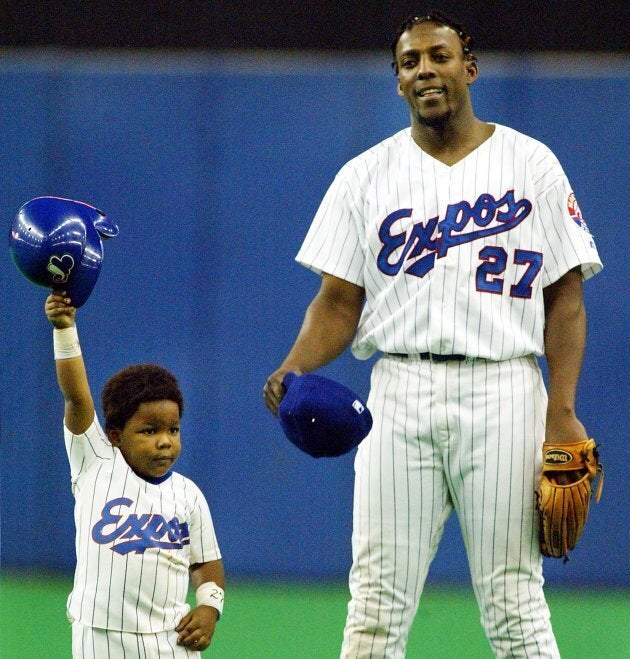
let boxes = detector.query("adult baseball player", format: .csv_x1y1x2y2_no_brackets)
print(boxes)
45,292,224,658
263,11,602,658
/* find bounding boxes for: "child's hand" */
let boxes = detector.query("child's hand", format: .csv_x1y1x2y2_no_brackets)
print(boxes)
45,291,76,329
175,605,219,651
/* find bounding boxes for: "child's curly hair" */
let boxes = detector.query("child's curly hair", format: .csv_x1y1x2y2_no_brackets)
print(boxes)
101,364,184,432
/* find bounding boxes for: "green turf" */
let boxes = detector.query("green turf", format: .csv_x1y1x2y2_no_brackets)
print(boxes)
1,572,628,657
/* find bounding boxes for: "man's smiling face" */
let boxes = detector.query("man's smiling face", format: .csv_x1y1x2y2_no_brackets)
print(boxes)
395,21,478,128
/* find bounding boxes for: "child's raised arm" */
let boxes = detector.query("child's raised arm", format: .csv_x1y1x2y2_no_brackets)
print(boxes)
45,291,94,434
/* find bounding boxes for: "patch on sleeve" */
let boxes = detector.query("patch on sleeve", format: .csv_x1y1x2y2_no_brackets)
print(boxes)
567,192,591,234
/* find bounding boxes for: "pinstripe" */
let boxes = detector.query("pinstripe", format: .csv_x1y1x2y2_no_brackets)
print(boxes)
341,356,560,658
297,123,601,658
389,363,412,655
148,486,163,631
73,621,202,658
65,417,220,656
102,463,119,629
464,360,553,656
298,124,600,363
376,373,393,656
134,482,150,629
344,357,454,657
83,460,107,623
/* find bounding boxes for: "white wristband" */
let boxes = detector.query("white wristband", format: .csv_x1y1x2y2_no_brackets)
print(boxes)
53,326,81,360
195,581,224,617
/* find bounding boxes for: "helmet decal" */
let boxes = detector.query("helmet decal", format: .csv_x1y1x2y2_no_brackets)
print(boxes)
46,254,75,283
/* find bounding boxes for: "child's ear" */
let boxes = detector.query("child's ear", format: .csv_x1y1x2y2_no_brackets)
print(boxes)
108,428,122,446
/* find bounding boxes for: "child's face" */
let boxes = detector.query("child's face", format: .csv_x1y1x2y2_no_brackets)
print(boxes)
108,400,182,479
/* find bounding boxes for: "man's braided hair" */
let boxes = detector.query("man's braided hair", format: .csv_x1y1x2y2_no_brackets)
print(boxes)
390,9,476,74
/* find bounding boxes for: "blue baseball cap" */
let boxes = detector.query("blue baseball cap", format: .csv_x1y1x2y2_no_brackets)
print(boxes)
278,373,373,458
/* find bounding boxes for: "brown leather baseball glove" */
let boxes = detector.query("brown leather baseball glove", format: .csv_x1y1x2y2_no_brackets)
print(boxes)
536,439,604,562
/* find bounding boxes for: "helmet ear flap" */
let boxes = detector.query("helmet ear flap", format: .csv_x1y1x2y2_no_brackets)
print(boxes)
93,211,119,239
9,196,118,307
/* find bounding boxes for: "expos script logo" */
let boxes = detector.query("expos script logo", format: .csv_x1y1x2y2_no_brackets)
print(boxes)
92,497,190,555
377,190,532,278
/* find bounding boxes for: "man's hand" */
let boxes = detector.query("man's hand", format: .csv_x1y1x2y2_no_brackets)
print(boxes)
544,405,588,445
544,408,589,484
263,367,301,415
175,605,219,651
45,291,76,329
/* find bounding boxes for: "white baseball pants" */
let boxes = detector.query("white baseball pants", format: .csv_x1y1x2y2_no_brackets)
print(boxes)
341,354,560,658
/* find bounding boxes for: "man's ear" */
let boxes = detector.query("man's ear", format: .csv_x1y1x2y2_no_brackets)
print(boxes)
465,59,479,85
108,428,122,446
397,80,404,97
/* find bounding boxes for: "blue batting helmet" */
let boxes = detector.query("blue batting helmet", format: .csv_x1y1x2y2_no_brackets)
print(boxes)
9,196,118,307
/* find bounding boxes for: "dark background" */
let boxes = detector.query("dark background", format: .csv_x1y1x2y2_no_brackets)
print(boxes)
1,0,628,52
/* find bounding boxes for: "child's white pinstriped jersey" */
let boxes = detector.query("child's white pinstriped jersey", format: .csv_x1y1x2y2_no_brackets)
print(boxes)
297,124,602,360
65,416,221,633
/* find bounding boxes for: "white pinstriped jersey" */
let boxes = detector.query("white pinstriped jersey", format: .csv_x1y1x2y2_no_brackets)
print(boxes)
296,124,602,361
65,416,221,633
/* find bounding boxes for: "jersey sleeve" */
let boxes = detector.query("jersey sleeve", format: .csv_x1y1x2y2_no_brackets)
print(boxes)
64,414,115,494
296,167,366,285
535,149,603,286
187,482,222,564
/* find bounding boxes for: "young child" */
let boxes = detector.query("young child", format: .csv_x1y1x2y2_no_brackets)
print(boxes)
45,291,224,658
